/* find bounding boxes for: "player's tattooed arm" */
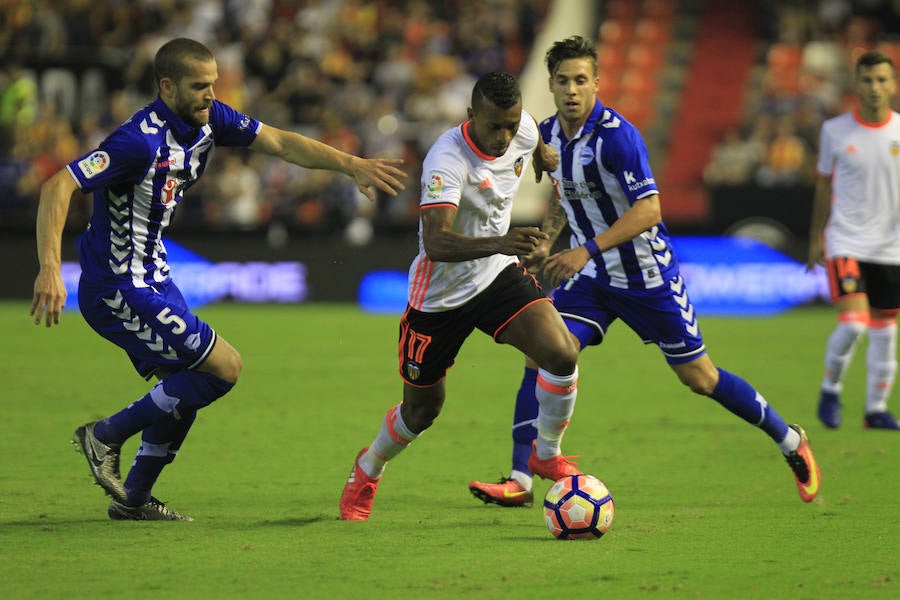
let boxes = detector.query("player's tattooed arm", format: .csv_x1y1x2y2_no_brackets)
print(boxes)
522,188,566,272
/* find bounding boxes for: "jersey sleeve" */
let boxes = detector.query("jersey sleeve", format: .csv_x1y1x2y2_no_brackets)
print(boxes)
600,122,658,202
420,142,464,210
208,100,262,147
66,126,152,193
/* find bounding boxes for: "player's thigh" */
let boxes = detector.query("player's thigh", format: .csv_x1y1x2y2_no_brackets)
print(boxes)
611,276,706,363
78,280,217,379
195,335,242,383
826,257,869,311
500,299,578,374
860,261,900,311
398,306,474,387
552,273,616,347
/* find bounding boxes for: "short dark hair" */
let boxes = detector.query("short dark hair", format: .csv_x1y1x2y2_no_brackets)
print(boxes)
856,50,894,73
154,38,215,87
545,35,597,76
471,72,521,111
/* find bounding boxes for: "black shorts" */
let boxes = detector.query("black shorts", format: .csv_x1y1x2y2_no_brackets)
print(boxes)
398,263,549,386
826,257,900,309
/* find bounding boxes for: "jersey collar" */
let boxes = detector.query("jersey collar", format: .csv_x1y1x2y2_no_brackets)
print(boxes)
557,100,604,145
462,120,496,161
152,96,203,142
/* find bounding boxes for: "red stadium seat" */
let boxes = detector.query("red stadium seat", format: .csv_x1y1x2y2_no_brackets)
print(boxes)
598,46,627,72
606,0,639,20
620,68,659,96
626,43,664,72
634,18,671,45
599,19,633,50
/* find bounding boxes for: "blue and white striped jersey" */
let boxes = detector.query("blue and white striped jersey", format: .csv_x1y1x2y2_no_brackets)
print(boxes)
540,102,677,290
67,97,261,288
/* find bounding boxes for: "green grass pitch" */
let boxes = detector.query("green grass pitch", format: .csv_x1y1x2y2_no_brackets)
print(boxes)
1,302,898,598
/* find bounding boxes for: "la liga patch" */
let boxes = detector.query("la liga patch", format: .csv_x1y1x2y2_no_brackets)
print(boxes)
77,151,110,179
426,173,443,200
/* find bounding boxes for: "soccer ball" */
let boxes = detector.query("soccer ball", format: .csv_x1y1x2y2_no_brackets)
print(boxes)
543,474,614,540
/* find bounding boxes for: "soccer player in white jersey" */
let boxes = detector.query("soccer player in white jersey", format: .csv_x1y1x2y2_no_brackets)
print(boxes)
468,36,821,507
30,38,406,521
808,50,900,430
339,72,582,520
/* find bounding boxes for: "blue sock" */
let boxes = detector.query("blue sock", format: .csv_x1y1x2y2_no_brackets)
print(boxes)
124,410,197,506
709,368,789,443
94,371,233,445
512,367,539,475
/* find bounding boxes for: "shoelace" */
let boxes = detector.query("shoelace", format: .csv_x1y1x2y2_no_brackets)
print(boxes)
147,497,182,518
785,451,810,484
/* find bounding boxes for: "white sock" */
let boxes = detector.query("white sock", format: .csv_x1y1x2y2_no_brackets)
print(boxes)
535,367,578,460
359,403,417,478
509,470,533,492
866,318,897,414
821,316,867,393
778,426,801,454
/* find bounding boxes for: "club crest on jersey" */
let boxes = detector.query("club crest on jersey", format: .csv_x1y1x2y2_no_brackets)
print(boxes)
426,173,443,200
77,151,110,179
514,156,524,177
581,146,595,165
841,278,857,293
406,361,421,381
891,141,899,157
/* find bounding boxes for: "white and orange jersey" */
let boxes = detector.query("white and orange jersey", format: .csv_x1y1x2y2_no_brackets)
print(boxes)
817,109,900,263
408,111,538,311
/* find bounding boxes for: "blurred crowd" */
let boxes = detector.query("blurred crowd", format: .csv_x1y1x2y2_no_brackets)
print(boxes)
0,0,548,243
703,0,900,189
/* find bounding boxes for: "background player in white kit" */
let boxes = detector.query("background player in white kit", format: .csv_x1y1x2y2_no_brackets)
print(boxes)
808,50,900,430
339,72,583,521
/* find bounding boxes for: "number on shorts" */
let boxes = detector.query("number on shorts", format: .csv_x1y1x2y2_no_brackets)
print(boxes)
156,307,187,334
401,325,432,363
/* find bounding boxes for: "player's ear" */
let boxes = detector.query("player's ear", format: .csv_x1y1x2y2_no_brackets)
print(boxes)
466,106,474,120
159,77,175,97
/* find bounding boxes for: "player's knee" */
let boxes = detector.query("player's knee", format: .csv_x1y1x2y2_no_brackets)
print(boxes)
213,344,243,384
543,337,579,375
402,386,444,433
225,348,243,383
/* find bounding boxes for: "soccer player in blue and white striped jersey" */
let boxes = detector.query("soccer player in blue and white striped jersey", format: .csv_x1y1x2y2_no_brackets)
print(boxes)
468,36,821,507
31,38,405,520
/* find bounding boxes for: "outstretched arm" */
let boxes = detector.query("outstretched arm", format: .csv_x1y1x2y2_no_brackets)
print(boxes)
31,168,79,327
250,124,406,201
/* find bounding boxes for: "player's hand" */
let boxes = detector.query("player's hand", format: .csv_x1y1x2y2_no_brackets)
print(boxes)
806,237,825,272
349,157,407,202
30,268,67,327
543,246,591,288
503,227,549,257
521,241,551,275
532,144,558,183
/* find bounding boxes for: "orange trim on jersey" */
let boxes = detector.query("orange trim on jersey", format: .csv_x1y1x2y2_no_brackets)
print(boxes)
839,310,871,325
462,121,496,161
871,314,898,328
852,108,893,129
537,374,578,395
420,202,458,211
409,257,434,310
491,297,552,341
